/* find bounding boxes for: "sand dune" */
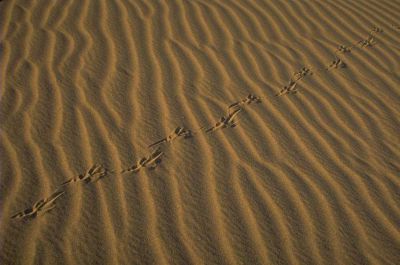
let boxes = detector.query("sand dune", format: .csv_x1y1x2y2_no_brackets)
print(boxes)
1,0,400,264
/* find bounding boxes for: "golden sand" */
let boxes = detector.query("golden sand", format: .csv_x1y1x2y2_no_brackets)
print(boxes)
1,0,399,264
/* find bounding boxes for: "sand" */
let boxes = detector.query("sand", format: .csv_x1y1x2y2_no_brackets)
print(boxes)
1,0,400,264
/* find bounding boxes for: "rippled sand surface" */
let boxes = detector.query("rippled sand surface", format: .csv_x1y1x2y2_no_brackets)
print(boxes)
1,0,399,264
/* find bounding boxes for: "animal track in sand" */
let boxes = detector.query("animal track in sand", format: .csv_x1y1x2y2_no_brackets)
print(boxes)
227,94,261,114
148,127,192,148
358,36,376,48
326,58,346,70
143,148,164,169
60,164,107,186
275,67,313,97
370,26,383,34
121,158,147,173
275,81,298,97
274,25,386,96
122,148,164,174
205,107,242,133
11,190,65,220
12,23,389,225
291,67,313,83
335,45,352,54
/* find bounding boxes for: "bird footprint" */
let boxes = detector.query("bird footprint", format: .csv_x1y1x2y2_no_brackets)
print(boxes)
206,108,242,133
60,164,107,186
227,94,261,113
326,58,346,70
148,127,192,148
122,148,164,173
11,190,65,220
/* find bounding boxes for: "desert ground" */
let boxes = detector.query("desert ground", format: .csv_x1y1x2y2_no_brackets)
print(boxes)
1,0,399,264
